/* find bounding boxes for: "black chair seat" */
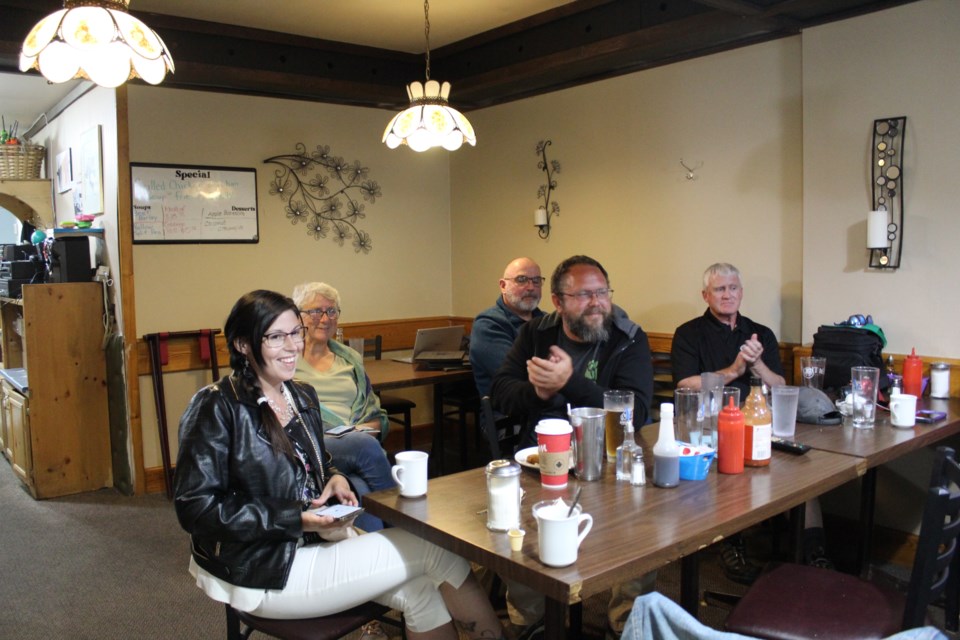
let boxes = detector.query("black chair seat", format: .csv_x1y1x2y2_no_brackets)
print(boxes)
726,446,960,639
725,563,904,640
226,601,392,640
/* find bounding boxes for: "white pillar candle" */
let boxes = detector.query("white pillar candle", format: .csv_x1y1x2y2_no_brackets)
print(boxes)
534,207,548,227
867,210,888,249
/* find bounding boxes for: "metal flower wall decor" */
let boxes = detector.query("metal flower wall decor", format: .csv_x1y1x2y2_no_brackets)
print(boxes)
263,143,382,253
535,139,561,239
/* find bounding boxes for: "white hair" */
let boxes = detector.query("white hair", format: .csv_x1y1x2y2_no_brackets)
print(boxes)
291,282,341,309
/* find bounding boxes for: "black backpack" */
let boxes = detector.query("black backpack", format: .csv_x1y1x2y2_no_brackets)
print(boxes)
812,325,888,392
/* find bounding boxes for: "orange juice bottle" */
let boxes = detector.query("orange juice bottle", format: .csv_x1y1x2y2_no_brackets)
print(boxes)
742,377,771,467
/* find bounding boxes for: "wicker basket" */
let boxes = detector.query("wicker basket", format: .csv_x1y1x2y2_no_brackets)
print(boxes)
0,144,46,179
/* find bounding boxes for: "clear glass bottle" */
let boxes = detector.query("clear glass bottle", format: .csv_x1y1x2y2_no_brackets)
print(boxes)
742,377,771,467
616,418,636,482
653,402,680,488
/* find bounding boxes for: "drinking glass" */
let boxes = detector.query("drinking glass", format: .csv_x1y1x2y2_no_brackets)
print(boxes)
700,373,724,448
800,357,826,389
771,385,800,437
603,390,633,462
674,389,702,445
851,366,880,429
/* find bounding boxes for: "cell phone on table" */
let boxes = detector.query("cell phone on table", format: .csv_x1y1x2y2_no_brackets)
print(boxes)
915,410,947,424
313,504,364,521
326,424,355,437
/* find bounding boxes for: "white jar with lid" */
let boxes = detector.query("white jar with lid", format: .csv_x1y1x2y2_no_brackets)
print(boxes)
485,460,521,531
930,362,951,399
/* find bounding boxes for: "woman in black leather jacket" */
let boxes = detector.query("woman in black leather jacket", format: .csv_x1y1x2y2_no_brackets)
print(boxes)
174,290,505,639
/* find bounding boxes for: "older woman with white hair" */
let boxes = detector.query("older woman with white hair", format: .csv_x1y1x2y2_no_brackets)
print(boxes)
292,281,395,532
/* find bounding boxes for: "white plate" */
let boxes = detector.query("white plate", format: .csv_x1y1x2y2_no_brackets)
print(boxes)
515,446,540,470
514,446,574,470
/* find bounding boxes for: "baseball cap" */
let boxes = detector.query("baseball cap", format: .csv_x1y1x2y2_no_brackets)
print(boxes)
797,387,842,425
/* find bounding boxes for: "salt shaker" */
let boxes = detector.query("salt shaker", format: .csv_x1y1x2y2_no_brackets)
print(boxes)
630,448,646,486
931,363,950,399
485,460,521,531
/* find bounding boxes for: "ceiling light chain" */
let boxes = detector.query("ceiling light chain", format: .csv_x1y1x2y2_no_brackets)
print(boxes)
381,0,476,152
423,0,431,81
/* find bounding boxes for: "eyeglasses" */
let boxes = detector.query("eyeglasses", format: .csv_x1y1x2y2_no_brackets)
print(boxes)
262,326,307,349
559,288,613,302
299,307,340,320
504,275,545,286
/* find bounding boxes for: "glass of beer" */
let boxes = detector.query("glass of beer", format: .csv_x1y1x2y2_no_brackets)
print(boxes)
603,390,634,461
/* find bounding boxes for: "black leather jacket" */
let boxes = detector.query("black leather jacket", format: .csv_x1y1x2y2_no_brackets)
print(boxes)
173,374,342,589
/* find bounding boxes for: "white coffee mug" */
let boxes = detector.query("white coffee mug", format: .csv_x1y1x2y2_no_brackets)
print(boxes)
533,500,593,567
889,393,917,428
391,451,429,497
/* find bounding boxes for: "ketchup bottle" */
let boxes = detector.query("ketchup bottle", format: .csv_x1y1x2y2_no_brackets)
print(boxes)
717,396,745,474
903,348,923,397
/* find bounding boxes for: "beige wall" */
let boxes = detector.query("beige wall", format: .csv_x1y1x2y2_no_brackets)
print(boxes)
801,0,960,533
451,38,804,341
30,87,121,318
128,88,454,331
128,89,452,466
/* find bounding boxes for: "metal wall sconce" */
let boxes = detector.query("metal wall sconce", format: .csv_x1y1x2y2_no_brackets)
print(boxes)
867,116,905,269
534,140,560,239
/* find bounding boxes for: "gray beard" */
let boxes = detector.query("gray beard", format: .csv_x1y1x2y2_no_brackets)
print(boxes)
568,311,611,343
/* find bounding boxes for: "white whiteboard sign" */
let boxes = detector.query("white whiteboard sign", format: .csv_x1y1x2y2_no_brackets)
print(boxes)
131,163,259,243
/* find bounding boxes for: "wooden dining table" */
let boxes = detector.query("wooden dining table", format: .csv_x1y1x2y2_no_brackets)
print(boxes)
363,438,863,638
791,396,960,575
364,357,475,474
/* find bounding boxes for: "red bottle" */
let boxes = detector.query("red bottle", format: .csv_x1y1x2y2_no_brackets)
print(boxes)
903,348,923,397
717,396,745,475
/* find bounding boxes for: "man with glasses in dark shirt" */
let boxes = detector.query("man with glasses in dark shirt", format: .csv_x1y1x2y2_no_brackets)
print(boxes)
492,254,653,445
491,254,654,639
671,263,830,585
469,257,546,398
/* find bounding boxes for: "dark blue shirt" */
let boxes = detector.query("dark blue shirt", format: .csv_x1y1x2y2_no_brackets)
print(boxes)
469,297,544,397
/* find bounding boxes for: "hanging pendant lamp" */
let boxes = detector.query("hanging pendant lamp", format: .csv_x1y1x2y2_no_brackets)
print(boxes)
19,0,174,89
382,0,475,152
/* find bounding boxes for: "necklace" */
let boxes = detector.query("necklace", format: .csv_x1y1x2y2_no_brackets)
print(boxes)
264,389,293,424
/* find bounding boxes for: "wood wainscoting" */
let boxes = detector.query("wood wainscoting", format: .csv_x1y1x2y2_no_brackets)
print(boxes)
136,315,475,376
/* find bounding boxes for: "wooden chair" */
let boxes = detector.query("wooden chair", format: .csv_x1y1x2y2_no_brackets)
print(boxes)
356,334,416,450
439,380,481,469
479,395,521,462
225,601,398,640
725,445,960,638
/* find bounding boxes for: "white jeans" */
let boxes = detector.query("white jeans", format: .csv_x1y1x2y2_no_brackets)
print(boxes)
252,528,470,632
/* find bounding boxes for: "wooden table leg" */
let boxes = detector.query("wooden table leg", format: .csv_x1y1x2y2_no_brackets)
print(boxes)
858,467,878,577
680,552,700,617
432,384,445,476
544,597,567,639
791,503,806,564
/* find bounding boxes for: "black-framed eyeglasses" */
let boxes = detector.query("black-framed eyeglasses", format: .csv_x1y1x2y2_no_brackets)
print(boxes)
262,326,307,348
299,307,340,320
558,288,613,302
504,275,545,286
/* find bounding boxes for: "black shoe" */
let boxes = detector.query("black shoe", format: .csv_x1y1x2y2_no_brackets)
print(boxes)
719,538,762,585
804,544,835,570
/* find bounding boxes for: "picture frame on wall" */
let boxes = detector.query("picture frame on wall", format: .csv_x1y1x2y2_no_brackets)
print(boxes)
55,148,72,193
78,125,103,215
